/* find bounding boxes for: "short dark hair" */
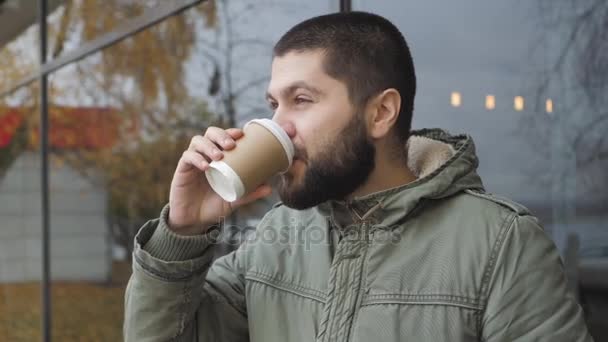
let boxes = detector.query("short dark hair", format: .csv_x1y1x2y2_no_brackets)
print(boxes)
274,11,416,143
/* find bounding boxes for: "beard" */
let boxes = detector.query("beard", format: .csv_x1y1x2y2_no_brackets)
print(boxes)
277,112,376,210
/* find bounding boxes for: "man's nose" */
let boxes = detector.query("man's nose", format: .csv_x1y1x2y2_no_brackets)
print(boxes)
272,112,296,138
278,121,296,139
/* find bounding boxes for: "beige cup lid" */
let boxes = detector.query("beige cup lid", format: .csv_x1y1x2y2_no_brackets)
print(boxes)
244,118,294,166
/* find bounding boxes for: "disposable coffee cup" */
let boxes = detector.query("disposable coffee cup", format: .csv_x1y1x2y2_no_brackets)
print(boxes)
205,118,294,202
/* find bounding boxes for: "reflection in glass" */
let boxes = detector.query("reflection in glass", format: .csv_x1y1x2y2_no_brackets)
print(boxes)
451,92,462,107
0,1,40,95
545,99,553,114
46,0,161,59
0,82,42,341
41,0,332,339
485,95,495,110
354,1,607,339
514,96,524,111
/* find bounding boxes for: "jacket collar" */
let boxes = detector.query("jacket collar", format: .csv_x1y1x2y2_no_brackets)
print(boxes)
316,129,485,232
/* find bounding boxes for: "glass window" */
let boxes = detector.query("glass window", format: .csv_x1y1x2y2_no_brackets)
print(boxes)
0,1,40,96
355,1,607,338
43,0,334,339
0,82,42,341
45,0,162,59
353,0,539,203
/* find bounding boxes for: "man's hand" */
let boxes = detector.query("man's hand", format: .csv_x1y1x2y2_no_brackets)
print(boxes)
168,127,273,235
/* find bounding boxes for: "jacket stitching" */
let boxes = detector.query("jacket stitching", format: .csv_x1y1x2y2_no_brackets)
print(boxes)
476,212,516,335
360,300,481,311
348,231,373,341
464,189,529,215
133,253,212,282
203,281,248,317
168,280,195,341
246,272,326,303
246,275,326,304
365,293,480,305
248,270,327,298
175,280,191,339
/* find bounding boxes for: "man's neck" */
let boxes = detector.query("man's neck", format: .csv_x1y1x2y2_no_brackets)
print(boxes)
347,154,417,200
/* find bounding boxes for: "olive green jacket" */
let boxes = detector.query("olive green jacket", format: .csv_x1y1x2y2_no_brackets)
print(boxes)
124,129,592,341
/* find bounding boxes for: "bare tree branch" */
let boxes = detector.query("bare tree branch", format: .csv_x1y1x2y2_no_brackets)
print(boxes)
234,76,269,97
51,0,73,58
523,0,608,195
572,112,608,149
535,2,599,101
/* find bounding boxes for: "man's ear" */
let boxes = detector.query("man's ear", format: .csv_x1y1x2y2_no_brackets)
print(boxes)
366,89,402,139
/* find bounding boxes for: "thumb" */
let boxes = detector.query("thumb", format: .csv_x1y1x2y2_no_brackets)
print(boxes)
231,184,273,209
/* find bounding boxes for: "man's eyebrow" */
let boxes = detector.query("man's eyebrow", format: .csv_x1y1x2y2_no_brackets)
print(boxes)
266,81,322,101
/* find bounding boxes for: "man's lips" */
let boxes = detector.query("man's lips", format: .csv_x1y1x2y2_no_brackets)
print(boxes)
289,157,305,170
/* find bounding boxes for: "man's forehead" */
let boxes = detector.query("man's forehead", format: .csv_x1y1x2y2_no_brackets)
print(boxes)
272,49,326,68
271,51,325,78
268,50,335,96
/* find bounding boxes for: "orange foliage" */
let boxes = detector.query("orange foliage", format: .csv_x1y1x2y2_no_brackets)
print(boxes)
0,107,122,151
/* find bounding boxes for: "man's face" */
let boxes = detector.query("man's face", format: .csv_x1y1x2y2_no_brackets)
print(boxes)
267,50,376,209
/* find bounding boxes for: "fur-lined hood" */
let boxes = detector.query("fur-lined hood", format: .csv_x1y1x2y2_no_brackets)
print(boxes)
319,129,485,229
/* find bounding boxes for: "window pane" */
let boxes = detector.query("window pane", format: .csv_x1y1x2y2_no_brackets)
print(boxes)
45,0,161,59
355,1,608,338
46,0,333,339
0,82,42,341
0,1,41,96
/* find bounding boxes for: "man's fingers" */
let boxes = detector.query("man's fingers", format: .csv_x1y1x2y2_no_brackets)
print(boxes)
177,150,208,173
205,127,240,150
189,135,224,161
225,128,244,139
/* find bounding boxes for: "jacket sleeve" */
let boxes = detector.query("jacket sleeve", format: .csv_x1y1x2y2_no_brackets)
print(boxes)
481,214,593,342
123,204,249,342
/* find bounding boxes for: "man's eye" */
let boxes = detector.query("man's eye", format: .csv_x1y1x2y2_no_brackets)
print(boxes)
295,96,312,104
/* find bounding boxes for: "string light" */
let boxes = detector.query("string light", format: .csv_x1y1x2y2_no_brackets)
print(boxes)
514,96,524,111
451,92,462,107
485,95,495,110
